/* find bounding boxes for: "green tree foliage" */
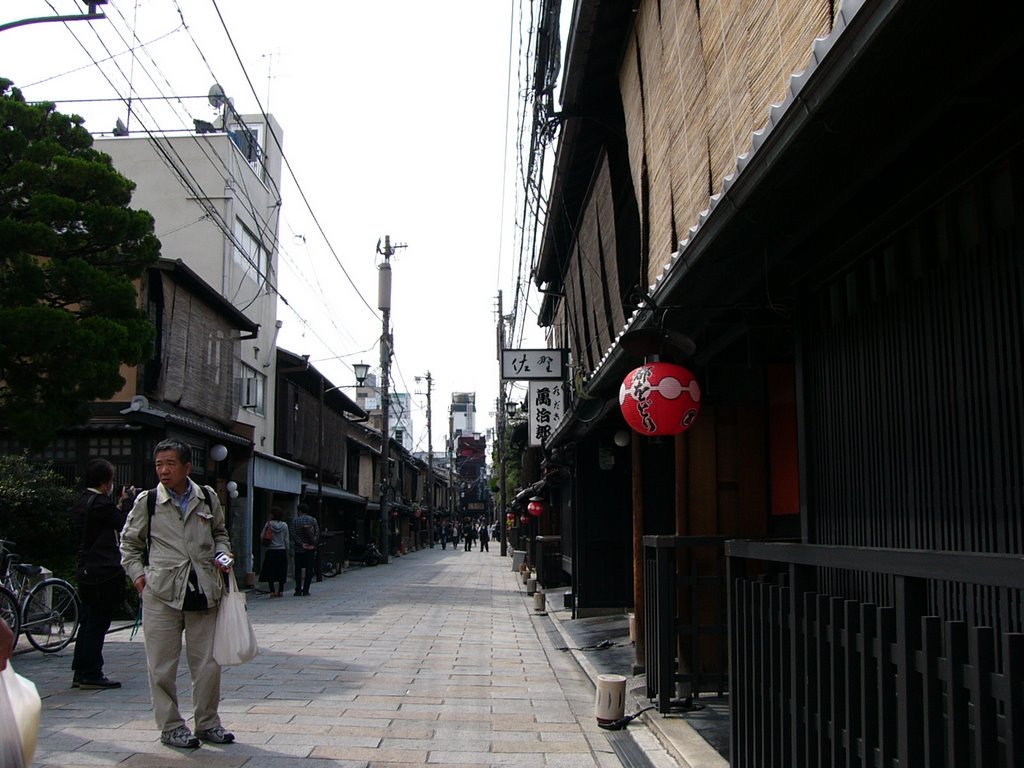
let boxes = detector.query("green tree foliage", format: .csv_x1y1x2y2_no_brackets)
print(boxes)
0,79,159,449
491,418,527,502
0,453,76,575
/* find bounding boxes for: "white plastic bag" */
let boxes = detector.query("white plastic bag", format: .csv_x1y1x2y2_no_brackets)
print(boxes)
212,571,258,666
0,663,41,768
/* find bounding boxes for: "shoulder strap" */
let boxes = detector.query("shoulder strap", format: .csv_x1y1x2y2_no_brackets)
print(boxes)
143,487,159,566
142,485,215,566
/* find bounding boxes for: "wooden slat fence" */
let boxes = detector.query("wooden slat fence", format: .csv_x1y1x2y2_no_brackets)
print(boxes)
727,540,1024,768
643,535,734,713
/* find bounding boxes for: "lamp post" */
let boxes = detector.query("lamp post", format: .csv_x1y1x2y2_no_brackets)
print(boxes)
353,360,390,563
416,372,435,548
1,1,107,33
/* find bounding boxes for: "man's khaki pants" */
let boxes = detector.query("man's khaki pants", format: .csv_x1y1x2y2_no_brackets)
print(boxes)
142,598,222,734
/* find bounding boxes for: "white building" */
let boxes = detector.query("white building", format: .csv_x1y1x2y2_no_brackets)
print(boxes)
354,373,414,451
98,109,301,580
450,392,476,437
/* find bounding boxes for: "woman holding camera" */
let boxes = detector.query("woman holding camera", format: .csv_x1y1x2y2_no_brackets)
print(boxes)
71,458,133,690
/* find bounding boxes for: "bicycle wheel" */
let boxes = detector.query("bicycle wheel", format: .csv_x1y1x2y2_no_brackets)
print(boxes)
0,587,20,648
22,578,80,653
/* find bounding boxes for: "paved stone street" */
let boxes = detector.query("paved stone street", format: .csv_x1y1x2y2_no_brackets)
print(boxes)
12,546,681,767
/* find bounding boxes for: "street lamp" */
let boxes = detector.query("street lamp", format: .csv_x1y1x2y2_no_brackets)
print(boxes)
1,2,107,33
353,362,370,386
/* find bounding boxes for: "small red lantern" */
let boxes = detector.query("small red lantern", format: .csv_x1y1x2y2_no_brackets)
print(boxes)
519,514,531,526
506,512,515,521
527,497,545,517
619,362,701,436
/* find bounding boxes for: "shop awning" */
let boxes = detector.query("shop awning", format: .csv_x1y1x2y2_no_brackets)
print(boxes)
303,483,367,506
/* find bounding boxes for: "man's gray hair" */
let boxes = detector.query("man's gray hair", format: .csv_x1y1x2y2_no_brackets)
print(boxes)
153,438,192,464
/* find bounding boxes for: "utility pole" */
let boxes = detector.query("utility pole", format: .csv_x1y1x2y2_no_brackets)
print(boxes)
497,290,508,557
417,372,435,547
376,235,405,564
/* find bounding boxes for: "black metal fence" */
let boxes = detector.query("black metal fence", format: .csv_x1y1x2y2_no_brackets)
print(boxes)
727,540,1024,768
643,535,733,713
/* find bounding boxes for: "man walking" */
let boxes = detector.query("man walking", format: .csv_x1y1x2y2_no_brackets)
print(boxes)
120,439,235,749
290,503,319,596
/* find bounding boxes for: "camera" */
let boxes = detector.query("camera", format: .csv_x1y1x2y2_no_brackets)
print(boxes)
215,552,234,569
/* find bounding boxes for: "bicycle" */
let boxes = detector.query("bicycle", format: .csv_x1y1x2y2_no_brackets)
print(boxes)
0,539,81,653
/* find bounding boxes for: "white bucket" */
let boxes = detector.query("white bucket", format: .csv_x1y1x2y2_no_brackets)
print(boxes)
594,674,627,724
533,591,546,612
526,576,537,595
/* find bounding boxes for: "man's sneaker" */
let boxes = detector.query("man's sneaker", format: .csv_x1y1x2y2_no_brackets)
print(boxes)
161,725,201,749
196,726,235,744
77,676,121,690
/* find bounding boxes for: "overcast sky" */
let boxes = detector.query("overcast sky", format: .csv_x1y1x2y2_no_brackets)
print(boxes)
2,0,549,454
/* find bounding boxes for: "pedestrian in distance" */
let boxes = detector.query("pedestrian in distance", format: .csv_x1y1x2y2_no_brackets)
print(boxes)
259,506,289,597
478,523,490,552
464,522,476,552
290,503,319,596
71,458,132,690
439,522,448,550
119,439,235,749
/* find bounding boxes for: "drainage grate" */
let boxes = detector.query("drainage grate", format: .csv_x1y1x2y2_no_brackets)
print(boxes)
605,729,659,768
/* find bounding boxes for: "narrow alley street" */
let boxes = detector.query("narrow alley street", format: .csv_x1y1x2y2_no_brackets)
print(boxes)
13,547,682,767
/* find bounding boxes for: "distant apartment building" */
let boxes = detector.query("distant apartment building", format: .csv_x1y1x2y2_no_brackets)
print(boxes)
450,392,476,436
354,372,413,451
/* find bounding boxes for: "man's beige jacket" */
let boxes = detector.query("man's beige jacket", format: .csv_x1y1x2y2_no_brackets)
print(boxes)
120,479,231,610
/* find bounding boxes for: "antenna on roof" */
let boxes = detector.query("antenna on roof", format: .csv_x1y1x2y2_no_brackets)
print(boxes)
208,84,227,129
208,83,226,109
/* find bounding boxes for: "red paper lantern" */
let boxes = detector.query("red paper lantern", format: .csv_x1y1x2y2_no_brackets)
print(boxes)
619,362,701,436
527,498,545,517
519,514,531,526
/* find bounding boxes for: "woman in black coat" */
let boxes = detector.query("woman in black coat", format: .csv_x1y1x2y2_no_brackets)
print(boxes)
71,458,132,689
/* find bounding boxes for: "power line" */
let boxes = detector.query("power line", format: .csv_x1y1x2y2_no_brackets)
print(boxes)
208,0,378,319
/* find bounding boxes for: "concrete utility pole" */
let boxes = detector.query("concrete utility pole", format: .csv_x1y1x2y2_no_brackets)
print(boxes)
376,235,405,564
497,290,508,557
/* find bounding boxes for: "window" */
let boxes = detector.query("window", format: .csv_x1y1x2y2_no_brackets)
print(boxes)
240,364,266,415
233,221,267,287
228,121,263,179
207,330,224,385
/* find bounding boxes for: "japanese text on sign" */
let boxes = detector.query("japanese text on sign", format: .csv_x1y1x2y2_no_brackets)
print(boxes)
529,381,565,447
501,349,566,380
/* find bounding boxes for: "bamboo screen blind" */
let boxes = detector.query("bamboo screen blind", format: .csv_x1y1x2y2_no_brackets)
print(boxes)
621,0,832,288
563,154,627,376
157,273,238,422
